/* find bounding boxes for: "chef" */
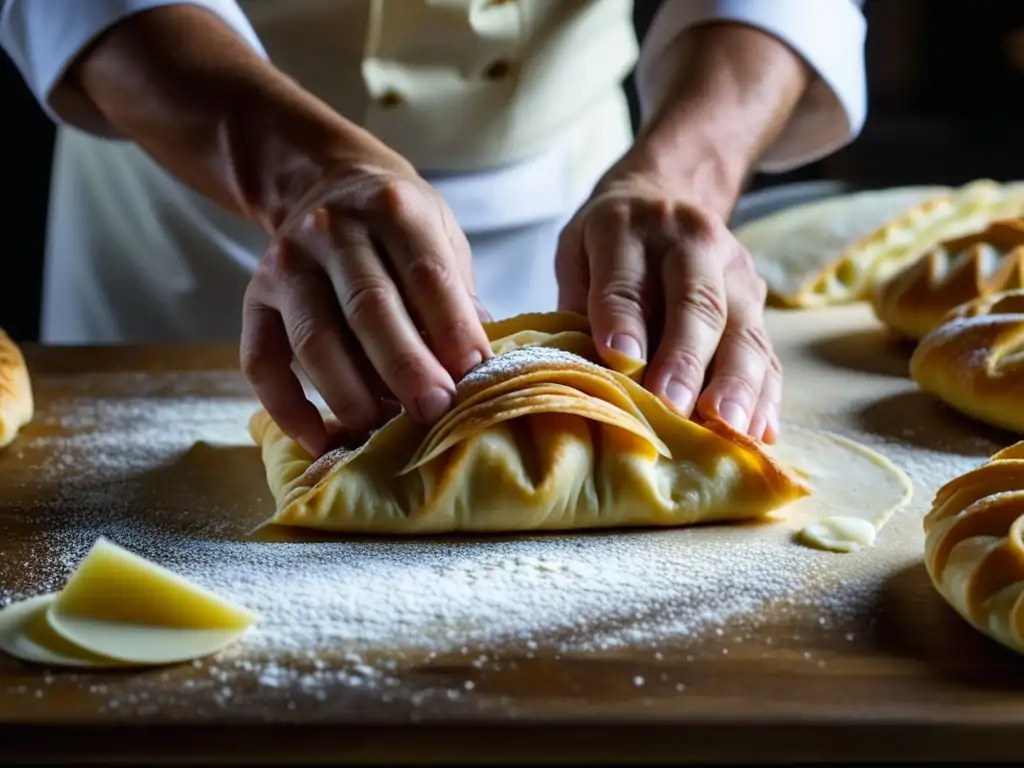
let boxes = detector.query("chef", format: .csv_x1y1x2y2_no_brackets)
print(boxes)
1,0,866,457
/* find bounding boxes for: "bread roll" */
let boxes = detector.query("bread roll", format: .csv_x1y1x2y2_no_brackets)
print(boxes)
0,328,33,449
872,218,1024,340
924,442,1024,655
910,289,1024,434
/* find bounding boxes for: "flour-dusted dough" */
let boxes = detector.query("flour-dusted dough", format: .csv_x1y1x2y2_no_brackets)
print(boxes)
0,538,259,668
764,426,914,553
924,442,1024,655
251,311,810,536
0,328,33,449
735,185,948,307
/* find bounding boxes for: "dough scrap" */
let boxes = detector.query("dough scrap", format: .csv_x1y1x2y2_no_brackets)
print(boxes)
924,442,1024,655
0,538,259,668
250,311,811,535
764,426,914,553
0,327,33,449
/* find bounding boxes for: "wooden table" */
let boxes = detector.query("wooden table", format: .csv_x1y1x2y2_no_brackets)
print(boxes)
1,306,1022,764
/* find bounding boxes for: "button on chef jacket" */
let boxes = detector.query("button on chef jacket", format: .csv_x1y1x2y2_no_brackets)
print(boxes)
1,0,867,343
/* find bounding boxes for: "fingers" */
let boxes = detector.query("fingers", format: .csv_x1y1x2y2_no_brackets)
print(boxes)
554,217,589,314
240,286,330,458
646,220,729,419
695,251,779,441
368,180,492,379
582,203,651,365
324,219,461,424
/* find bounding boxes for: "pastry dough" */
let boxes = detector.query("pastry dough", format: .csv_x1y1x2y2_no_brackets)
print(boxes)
871,218,1024,340
736,185,948,308
0,537,259,668
737,179,1024,309
924,442,1024,655
250,311,810,535
0,327,33,449
910,289,1024,434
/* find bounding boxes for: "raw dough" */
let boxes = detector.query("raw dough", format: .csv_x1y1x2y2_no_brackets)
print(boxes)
738,179,1024,308
250,311,811,536
0,327,33,449
764,426,914,553
870,218,1024,340
0,595,127,669
0,538,259,668
736,185,947,307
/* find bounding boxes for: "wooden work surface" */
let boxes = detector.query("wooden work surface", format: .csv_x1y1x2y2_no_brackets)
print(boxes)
1,305,1022,764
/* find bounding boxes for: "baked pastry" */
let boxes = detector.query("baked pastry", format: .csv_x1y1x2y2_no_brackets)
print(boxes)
872,218,1024,340
738,178,1024,308
923,442,1024,655
910,289,1024,434
0,328,33,449
250,312,810,535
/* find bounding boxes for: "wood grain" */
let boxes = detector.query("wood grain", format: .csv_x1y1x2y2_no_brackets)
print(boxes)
0,310,1022,764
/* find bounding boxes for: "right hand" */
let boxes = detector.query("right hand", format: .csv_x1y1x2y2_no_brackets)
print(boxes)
240,148,493,458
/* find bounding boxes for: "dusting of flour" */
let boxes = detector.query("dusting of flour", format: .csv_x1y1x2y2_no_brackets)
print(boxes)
0,369,998,716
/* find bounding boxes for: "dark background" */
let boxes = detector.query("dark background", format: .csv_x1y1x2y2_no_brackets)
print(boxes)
3,0,1023,343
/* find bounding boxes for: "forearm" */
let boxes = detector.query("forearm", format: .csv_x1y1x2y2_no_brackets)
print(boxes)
624,22,813,217
62,5,385,232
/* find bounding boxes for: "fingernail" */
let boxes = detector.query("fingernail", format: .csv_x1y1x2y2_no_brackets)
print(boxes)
664,378,695,415
608,333,644,362
415,387,454,423
719,400,749,431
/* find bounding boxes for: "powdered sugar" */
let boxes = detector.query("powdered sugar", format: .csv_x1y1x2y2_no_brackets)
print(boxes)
458,346,594,391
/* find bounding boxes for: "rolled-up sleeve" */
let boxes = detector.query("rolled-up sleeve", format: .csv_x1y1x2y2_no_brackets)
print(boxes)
0,0,266,136
635,0,868,173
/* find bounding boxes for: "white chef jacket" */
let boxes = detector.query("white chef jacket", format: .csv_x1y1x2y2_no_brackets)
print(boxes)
1,0,867,343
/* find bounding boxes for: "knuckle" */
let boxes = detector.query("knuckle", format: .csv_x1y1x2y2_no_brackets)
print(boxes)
595,275,646,320
658,348,705,392
438,315,482,355
287,311,321,357
406,256,455,298
727,323,775,363
675,277,728,330
676,206,720,243
385,349,434,391
714,372,761,403
377,178,424,220
341,277,395,326
239,340,269,383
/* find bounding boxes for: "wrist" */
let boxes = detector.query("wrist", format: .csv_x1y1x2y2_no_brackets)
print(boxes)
622,21,813,216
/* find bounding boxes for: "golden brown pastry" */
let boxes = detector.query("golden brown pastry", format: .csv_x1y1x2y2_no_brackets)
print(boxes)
0,328,33,449
249,312,810,535
742,178,1024,309
872,218,1024,340
910,289,1024,434
924,442,1024,655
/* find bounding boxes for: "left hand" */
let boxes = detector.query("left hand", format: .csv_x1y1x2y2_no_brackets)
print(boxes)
555,170,781,444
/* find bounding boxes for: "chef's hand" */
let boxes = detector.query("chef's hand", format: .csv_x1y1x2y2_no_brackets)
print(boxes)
556,170,780,444
240,152,493,457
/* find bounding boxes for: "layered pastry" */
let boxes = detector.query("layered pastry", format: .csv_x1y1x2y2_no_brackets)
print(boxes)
911,289,1024,434
250,311,810,535
0,328,33,449
872,218,1024,340
924,442,1024,656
